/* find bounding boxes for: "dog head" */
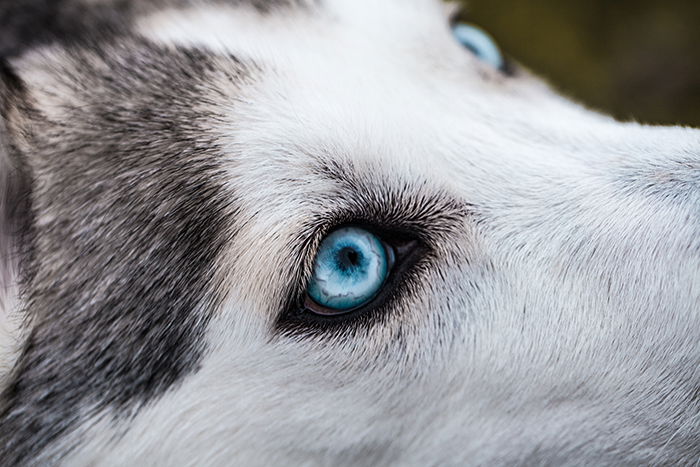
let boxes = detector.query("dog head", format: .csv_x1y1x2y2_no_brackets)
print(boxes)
1,0,698,464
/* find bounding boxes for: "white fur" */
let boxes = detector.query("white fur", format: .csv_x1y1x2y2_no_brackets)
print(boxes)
6,0,700,465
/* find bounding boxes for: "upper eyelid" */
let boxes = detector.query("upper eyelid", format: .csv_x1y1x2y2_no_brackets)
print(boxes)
308,164,471,245
293,198,469,291
280,156,471,259
279,173,471,298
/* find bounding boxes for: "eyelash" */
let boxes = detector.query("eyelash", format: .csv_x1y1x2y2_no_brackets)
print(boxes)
275,223,426,335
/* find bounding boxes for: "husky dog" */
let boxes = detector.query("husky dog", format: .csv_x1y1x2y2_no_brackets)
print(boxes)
0,0,698,465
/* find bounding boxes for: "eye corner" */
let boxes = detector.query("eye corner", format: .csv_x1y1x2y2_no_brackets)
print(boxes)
497,56,519,78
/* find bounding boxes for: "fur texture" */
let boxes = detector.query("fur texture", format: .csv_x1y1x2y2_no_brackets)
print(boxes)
0,0,698,465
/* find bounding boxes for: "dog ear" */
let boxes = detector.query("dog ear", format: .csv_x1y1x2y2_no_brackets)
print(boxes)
0,59,29,316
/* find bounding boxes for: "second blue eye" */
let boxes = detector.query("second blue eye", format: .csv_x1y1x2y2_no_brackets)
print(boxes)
451,23,506,71
307,227,391,313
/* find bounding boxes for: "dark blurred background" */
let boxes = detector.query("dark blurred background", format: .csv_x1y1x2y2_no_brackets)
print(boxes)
458,0,700,127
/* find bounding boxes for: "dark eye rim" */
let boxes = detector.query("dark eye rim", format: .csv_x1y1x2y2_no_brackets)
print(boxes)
276,223,426,332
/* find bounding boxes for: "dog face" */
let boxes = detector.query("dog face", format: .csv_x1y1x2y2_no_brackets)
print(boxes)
0,0,698,465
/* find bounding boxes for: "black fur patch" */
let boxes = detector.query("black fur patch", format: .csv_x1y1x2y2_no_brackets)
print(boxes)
0,0,319,58
0,41,247,464
0,0,131,58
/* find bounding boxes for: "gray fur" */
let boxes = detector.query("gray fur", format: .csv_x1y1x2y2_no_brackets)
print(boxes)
0,60,29,314
0,41,249,464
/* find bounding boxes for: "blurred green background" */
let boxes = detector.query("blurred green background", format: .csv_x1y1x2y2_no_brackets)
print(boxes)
458,0,700,127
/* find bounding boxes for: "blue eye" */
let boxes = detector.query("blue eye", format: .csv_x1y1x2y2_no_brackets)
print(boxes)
306,227,392,313
451,23,506,71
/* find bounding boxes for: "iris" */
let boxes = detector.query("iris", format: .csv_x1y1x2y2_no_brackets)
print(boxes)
451,23,506,71
307,227,391,312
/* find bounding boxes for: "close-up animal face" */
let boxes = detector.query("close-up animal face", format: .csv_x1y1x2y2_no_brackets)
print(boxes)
0,0,698,465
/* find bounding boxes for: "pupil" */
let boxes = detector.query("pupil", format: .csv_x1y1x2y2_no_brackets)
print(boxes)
338,247,361,269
